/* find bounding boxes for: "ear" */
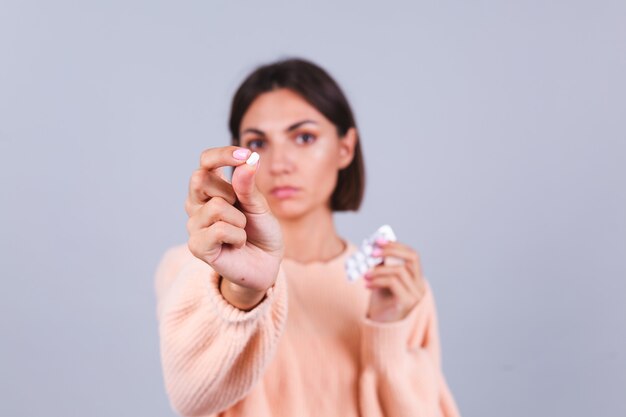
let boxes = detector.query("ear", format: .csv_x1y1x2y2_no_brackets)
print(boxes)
338,127,358,169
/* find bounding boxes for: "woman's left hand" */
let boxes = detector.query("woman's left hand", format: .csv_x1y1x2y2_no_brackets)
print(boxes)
364,238,427,323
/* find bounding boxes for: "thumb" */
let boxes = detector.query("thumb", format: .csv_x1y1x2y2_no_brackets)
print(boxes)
231,152,268,215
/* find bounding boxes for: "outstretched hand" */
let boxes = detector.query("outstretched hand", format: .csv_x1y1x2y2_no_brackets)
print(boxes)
185,146,284,299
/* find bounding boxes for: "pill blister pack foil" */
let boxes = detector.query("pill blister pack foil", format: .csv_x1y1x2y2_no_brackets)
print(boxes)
345,224,398,282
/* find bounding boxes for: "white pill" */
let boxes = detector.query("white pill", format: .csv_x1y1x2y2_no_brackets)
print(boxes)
246,151,260,166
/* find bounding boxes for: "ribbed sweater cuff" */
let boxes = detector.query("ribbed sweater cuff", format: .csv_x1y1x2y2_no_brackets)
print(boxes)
360,281,431,371
205,263,286,325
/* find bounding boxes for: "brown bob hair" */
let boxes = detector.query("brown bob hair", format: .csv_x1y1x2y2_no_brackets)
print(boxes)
228,57,365,212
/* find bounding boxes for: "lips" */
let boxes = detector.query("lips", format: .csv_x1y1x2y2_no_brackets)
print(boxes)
271,186,300,199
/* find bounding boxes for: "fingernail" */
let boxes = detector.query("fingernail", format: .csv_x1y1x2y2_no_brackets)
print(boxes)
372,247,382,256
246,151,260,166
233,148,250,160
375,237,388,245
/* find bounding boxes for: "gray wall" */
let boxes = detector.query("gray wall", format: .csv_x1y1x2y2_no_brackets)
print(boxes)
1,1,624,416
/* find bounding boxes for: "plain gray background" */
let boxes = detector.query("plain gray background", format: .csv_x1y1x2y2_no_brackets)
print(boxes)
1,1,624,416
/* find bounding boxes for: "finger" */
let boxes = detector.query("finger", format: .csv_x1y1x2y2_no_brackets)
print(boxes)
188,220,248,259
374,241,422,280
231,153,268,215
366,265,420,298
186,146,251,216
365,276,410,303
199,145,251,172
215,166,228,182
204,220,247,249
186,169,238,215
186,196,247,234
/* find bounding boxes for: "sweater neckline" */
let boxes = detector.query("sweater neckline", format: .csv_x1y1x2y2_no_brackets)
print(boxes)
281,238,356,268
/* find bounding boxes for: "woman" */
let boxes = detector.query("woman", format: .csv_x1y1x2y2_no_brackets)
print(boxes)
154,58,461,417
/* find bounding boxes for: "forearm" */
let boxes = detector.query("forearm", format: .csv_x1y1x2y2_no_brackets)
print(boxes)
157,259,288,416
359,280,460,417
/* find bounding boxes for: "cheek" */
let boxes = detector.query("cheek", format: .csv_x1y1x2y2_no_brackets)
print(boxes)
304,146,340,184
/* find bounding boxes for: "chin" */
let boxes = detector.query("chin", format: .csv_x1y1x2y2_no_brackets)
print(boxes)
270,202,310,221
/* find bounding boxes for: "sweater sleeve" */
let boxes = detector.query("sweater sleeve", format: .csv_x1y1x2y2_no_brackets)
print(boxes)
358,279,461,417
154,246,288,417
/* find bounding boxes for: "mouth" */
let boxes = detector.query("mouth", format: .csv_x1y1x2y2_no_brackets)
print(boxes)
271,186,300,199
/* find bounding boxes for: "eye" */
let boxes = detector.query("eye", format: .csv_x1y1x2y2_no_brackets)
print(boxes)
295,132,316,145
244,139,265,150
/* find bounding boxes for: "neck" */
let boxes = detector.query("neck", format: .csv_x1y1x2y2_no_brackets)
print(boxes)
278,204,345,264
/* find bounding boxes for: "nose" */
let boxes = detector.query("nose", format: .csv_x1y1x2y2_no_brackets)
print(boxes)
268,142,295,175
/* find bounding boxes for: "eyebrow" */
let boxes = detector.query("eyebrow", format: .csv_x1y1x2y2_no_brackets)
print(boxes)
240,119,318,137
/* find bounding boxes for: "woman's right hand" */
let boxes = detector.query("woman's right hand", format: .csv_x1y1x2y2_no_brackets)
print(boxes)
185,146,284,309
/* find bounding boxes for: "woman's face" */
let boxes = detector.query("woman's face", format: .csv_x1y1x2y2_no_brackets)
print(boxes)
238,88,357,220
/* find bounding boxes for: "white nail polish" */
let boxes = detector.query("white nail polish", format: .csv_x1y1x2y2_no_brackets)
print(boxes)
246,152,260,166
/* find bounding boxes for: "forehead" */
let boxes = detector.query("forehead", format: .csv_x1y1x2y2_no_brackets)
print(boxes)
240,88,329,132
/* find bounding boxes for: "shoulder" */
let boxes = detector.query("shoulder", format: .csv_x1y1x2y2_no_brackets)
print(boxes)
160,242,193,262
156,242,194,271
154,242,195,295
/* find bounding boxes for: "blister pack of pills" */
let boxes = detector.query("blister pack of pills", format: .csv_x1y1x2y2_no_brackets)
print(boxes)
345,224,403,282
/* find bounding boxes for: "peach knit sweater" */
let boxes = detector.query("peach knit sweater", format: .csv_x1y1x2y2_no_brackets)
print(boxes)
154,240,461,417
